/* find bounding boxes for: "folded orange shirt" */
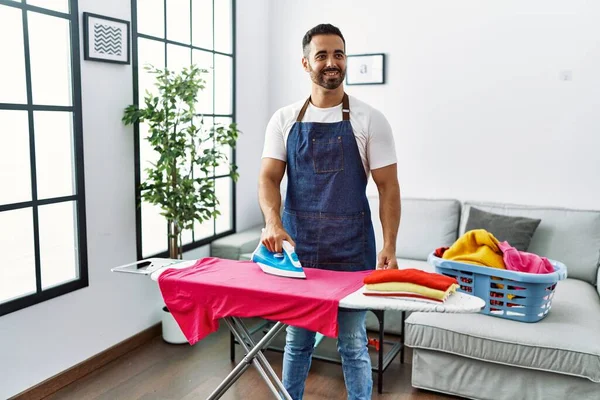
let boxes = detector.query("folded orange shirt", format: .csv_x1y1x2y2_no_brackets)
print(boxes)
363,268,458,291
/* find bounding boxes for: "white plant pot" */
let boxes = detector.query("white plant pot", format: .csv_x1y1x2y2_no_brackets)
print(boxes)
161,306,188,344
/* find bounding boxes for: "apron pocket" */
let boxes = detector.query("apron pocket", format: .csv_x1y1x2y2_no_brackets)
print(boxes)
312,137,344,173
318,211,365,265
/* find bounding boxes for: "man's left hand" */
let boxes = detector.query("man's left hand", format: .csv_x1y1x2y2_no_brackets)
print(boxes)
376,247,398,270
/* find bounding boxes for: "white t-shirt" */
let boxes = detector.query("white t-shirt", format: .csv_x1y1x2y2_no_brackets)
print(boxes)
262,95,397,178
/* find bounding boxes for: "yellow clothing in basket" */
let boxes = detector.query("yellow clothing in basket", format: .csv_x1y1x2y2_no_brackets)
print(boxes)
442,229,506,270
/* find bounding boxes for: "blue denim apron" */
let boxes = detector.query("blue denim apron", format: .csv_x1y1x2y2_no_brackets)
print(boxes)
282,94,376,272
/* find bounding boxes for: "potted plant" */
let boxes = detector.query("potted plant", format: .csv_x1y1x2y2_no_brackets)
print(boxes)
123,64,240,259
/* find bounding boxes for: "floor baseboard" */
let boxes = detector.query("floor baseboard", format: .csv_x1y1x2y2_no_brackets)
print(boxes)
10,323,162,400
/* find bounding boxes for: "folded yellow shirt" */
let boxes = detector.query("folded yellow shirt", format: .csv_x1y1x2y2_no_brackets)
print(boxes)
442,229,506,270
365,282,458,300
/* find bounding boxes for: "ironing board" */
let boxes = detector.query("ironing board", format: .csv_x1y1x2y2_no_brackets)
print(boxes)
113,258,486,400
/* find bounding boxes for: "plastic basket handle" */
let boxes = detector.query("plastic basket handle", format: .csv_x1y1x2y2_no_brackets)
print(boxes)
555,262,568,280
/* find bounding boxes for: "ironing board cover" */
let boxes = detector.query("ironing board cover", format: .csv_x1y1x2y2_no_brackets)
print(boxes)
157,257,370,345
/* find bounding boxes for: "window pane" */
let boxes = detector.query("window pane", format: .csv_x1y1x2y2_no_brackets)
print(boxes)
0,5,27,104
167,43,191,74
166,0,190,44
215,177,232,234
28,11,72,106
141,199,168,257
192,49,213,115
182,227,193,246
136,0,164,38
0,208,35,304
214,54,232,115
194,218,213,242
27,0,69,13
0,111,31,204
39,201,78,289
138,38,165,104
214,0,232,54
34,111,75,200
192,0,212,50
214,117,232,176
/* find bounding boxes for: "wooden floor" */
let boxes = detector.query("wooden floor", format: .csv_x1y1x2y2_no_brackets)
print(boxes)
48,322,461,400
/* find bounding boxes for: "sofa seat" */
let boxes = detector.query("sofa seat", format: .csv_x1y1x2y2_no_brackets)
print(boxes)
405,278,600,382
211,224,262,260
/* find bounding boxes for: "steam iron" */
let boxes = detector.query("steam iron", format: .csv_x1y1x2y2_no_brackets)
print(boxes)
251,240,306,279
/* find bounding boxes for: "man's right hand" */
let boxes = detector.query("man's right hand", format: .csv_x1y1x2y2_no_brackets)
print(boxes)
261,224,295,253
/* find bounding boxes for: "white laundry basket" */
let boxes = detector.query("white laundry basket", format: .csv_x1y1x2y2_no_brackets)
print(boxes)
161,306,188,344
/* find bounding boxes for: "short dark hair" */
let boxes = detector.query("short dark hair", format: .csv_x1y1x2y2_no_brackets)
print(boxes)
302,24,345,58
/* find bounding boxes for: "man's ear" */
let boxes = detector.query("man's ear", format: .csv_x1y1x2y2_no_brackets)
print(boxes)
301,57,310,72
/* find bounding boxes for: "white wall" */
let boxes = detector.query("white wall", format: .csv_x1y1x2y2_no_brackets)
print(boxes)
0,0,270,397
268,0,600,209
235,0,270,230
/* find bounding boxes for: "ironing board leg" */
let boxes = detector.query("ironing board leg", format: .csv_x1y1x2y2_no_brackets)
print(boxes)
207,318,292,400
230,331,235,361
400,311,405,364
233,318,292,398
376,310,384,394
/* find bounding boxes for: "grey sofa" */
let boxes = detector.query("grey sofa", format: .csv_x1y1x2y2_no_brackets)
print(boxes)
210,197,600,400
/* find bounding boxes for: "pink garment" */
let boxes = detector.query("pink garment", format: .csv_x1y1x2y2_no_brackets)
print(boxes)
498,241,554,274
158,257,370,345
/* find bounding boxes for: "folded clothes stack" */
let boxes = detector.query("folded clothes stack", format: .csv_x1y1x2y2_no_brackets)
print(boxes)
363,268,459,303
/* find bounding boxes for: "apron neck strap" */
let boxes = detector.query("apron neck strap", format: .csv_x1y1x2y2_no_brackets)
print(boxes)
296,93,350,122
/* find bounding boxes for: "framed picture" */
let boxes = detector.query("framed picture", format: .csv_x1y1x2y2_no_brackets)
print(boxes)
83,12,130,64
345,53,385,85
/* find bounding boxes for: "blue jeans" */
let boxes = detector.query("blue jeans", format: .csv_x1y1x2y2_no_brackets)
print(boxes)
282,310,372,400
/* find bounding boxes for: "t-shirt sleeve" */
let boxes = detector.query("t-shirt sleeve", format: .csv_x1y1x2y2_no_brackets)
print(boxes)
368,109,397,170
261,110,287,162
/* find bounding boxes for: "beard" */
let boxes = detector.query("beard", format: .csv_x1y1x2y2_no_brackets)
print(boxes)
309,66,346,90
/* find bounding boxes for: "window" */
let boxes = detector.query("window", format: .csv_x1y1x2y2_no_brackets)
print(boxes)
0,0,88,317
132,0,236,258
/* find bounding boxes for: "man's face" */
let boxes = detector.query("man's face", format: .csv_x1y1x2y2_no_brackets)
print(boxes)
303,35,346,90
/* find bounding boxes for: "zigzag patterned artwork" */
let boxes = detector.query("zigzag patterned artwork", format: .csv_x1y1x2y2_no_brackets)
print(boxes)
93,23,123,56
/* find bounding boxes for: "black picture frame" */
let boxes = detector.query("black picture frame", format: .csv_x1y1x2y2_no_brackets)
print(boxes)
83,12,130,65
345,53,385,85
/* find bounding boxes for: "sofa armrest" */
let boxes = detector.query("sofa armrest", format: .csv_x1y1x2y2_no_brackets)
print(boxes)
597,268,600,298
210,225,263,260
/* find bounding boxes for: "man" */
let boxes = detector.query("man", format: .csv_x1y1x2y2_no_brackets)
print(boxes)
258,23,400,400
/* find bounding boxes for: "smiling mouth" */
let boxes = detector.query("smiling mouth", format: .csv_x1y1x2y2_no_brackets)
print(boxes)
323,70,340,77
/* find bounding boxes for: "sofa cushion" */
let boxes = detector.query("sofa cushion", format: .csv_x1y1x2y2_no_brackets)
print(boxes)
210,225,262,260
369,197,460,261
459,201,600,285
465,207,541,251
405,278,600,382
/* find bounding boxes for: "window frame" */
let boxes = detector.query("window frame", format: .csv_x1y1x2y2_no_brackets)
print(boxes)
0,0,88,317
131,0,237,260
